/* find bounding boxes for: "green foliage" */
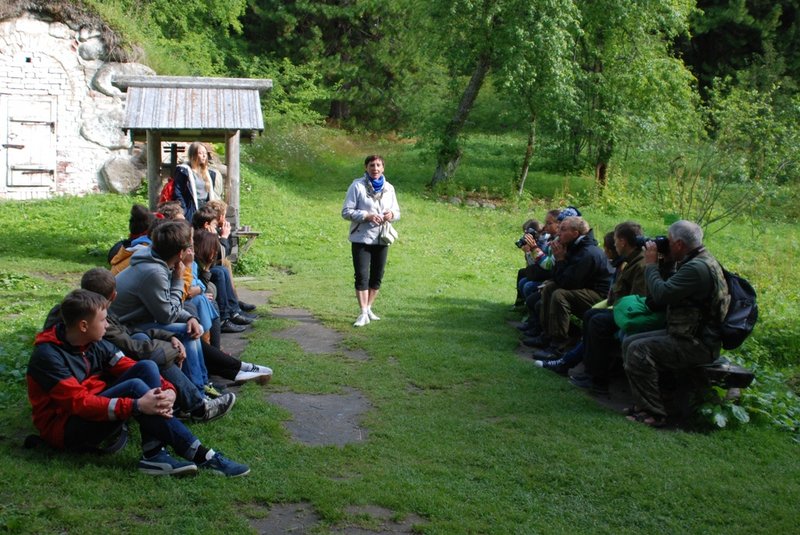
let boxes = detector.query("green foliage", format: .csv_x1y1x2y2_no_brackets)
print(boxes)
708,77,800,185
84,0,247,75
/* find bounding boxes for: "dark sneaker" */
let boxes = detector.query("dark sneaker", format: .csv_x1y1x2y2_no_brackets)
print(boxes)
221,319,247,333
138,449,197,476
239,301,257,312
533,359,569,376
532,346,563,361
193,393,236,422
230,313,254,325
522,335,550,348
200,452,250,477
569,373,594,389
237,310,259,320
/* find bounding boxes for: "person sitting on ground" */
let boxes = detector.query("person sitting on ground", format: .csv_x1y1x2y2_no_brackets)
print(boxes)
191,215,256,332
110,218,165,276
27,289,250,476
110,220,213,394
524,215,610,357
517,208,571,336
565,222,649,392
44,268,236,422
107,204,154,265
189,230,272,384
536,223,649,393
202,200,258,313
157,201,185,221
515,218,545,307
621,220,730,427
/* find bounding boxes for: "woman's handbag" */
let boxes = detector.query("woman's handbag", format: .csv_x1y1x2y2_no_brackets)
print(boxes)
379,221,398,245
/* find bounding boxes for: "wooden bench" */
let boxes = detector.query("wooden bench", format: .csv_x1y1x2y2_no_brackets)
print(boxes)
227,226,261,263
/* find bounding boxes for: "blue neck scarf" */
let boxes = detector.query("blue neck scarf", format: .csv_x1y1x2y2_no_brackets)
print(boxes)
366,173,385,194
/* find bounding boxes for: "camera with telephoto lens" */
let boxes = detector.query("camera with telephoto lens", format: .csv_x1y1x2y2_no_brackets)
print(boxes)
635,235,670,255
515,227,539,248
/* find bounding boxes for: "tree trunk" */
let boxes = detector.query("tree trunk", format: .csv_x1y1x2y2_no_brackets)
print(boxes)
430,54,491,188
595,137,613,187
517,112,537,195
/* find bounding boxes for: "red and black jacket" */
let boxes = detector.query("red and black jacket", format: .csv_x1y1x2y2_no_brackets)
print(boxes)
26,324,174,449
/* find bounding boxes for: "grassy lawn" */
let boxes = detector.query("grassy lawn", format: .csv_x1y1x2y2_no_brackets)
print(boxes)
0,128,798,533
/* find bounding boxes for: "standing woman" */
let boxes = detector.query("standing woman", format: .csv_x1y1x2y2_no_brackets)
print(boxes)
173,142,223,221
342,155,401,327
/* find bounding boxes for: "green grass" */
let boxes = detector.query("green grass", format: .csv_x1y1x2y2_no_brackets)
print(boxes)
0,128,798,533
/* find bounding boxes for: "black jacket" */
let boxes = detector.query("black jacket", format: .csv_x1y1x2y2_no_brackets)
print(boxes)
552,229,611,295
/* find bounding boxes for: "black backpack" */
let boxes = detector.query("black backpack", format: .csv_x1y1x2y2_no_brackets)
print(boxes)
720,268,758,350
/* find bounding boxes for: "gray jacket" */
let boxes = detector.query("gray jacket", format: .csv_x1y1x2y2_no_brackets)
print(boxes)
341,176,401,244
110,246,195,326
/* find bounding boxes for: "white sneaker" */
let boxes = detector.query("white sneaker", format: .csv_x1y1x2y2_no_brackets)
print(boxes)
353,313,370,327
366,309,380,321
235,363,273,385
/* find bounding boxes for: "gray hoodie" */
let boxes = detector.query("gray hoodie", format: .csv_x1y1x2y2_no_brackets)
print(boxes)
110,246,194,326
341,176,401,244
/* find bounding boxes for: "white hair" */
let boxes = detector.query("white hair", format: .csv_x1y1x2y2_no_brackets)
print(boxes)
668,220,703,249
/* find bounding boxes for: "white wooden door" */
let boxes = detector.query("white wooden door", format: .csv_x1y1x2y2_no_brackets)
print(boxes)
2,95,56,188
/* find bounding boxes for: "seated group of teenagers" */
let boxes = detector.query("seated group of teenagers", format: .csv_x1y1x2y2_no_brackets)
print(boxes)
25,199,274,477
513,208,731,428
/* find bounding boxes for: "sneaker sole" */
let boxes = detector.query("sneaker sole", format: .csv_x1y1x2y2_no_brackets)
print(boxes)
203,466,251,477
234,373,272,386
138,464,198,477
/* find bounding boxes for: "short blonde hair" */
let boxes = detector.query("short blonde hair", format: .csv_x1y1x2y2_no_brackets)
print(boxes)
206,199,228,220
561,216,589,235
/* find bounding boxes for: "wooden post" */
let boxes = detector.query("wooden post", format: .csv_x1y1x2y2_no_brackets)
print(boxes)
225,130,241,229
146,130,161,211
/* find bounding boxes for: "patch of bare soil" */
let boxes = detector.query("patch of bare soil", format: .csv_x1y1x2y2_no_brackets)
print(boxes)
248,503,427,535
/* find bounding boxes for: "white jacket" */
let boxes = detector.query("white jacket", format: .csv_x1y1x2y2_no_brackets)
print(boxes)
341,176,401,244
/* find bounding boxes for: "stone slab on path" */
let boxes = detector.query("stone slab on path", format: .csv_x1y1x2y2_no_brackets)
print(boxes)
270,307,370,361
267,388,371,446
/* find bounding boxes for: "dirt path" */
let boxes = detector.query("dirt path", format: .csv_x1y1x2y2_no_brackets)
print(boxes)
230,282,426,534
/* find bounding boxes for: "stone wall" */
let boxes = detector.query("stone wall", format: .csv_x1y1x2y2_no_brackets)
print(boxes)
0,13,153,200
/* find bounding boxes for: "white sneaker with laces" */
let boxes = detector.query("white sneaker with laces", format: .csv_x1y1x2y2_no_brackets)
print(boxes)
366,309,380,321
235,363,273,384
353,313,370,327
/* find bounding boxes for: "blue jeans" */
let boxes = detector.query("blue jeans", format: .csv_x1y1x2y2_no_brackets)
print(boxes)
185,294,220,332
210,265,240,320
64,360,201,459
135,322,208,390
130,333,205,412
518,277,539,300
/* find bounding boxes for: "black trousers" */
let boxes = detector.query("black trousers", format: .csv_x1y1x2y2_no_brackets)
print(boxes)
581,308,621,384
352,242,389,291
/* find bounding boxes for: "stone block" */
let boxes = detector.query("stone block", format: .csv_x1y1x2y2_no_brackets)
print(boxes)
78,38,106,61
101,156,144,194
48,22,72,40
92,62,155,97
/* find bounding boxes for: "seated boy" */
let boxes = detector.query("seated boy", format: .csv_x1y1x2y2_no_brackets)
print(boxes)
26,289,250,476
44,267,237,422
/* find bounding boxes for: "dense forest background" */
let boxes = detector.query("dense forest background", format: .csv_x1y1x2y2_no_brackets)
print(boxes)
69,0,800,212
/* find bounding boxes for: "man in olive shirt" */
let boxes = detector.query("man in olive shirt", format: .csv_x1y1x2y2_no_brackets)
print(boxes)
622,220,730,427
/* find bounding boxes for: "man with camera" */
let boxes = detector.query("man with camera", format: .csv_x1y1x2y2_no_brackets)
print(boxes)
564,221,649,391
525,216,610,356
622,220,730,427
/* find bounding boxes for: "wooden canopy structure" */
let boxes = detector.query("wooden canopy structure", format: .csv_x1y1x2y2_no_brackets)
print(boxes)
112,75,272,228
